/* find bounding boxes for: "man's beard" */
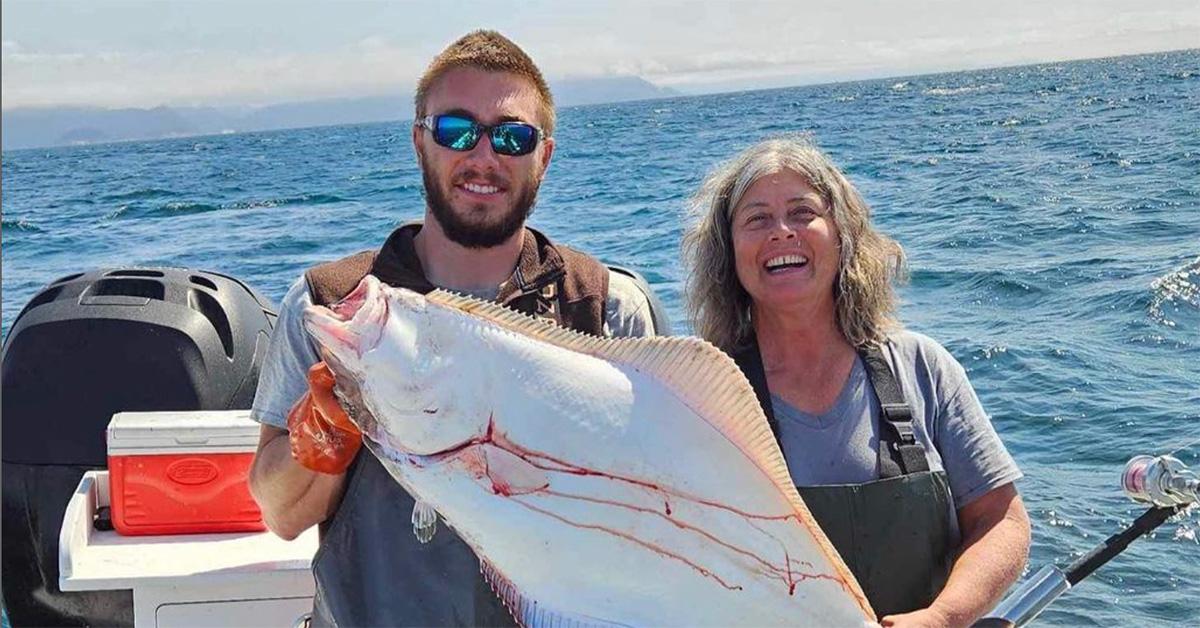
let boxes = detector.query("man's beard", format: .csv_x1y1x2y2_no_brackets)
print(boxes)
422,163,540,249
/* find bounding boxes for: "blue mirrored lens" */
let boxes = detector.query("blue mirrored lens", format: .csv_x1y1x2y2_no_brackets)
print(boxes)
491,123,538,155
430,115,538,155
434,116,480,151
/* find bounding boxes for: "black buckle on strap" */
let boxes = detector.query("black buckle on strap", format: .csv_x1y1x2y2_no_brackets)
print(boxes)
881,402,912,423
890,422,916,444
881,403,917,443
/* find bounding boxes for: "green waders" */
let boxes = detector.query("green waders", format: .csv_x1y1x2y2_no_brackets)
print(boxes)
734,339,955,619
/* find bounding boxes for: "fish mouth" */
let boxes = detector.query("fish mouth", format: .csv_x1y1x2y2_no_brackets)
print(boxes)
329,276,374,321
304,275,389,361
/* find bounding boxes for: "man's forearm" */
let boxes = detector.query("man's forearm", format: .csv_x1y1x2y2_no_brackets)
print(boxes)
930,488,1031,627
249,425,349,540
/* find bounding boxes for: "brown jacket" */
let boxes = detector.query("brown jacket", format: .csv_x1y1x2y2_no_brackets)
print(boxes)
305,223,609,335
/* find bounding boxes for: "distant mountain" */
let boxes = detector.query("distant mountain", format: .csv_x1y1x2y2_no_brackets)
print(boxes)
2,105,202,150
1,76,679,150
554,75,679,107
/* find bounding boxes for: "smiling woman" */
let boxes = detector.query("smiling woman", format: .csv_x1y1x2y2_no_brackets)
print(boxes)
685,135,906,353
682,136,1032,627
730,171,844,332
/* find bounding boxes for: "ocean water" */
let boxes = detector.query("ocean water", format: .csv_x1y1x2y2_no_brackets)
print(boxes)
3,49,1198,625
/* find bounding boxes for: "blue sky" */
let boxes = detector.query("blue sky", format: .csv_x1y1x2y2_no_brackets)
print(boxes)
2,0,1197,109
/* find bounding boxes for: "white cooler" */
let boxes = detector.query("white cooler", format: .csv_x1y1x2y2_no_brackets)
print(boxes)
59,410,318,628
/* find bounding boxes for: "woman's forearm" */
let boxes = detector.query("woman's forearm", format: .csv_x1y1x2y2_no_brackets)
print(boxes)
930,484,1031,627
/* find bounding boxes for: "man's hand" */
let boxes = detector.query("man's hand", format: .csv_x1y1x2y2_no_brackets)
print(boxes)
287,362,362,474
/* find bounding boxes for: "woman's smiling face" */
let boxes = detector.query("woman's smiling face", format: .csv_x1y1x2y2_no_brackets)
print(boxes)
731,169,841,314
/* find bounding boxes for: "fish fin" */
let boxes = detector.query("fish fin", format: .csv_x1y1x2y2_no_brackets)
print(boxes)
481,558,631,628
428,289,876,619
411,500,438,544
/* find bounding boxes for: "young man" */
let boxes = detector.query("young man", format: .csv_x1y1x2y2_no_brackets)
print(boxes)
248,31,659,627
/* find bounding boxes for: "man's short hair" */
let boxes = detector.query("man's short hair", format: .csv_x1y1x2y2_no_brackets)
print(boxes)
415,30,556,136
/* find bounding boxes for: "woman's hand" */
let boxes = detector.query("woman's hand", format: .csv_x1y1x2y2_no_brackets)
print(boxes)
882,484,1029,628
880,604,953,627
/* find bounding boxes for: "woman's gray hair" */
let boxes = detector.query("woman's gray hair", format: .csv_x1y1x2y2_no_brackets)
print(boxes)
682,135,907,351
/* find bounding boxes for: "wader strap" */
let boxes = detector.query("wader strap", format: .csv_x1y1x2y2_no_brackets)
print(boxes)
731,339,781,440
861,345,930,478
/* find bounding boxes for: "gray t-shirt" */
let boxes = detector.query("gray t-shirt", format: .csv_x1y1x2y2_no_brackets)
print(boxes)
251,269,657,429
771,330,1022,544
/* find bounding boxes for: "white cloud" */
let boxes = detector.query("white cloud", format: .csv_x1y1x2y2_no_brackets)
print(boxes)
357,35,391,52
1,40,434,108
2,0,1197,109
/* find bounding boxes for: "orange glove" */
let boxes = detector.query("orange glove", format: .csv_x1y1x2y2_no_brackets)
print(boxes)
287,362,362,474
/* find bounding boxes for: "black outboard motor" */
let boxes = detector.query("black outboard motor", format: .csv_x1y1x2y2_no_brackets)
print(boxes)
1,267,275,627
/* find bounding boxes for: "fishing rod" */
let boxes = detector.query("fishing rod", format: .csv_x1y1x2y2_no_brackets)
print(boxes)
973,454,1198,628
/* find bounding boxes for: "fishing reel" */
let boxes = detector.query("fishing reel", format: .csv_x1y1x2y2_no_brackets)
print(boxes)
1122,454,1199,508
976,453,1196,628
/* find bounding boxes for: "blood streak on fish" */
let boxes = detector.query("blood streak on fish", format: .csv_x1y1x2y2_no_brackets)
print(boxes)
512,498,746,592
534,487,840,595
461,415,840,596
489,423,799,522
405,413,829,595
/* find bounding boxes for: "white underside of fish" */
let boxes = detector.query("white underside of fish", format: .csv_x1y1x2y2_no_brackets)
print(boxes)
306,276,875,627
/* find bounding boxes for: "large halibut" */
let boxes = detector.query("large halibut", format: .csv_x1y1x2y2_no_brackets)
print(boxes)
304,274,875,626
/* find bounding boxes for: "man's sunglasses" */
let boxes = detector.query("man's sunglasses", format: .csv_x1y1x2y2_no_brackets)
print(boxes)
416,114,544,157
